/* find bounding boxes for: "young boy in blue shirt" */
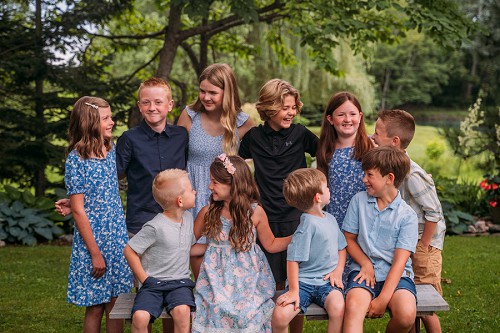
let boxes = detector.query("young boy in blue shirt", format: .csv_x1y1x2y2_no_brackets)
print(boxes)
124,169,197,333
342,146,418,333
272,168,346,333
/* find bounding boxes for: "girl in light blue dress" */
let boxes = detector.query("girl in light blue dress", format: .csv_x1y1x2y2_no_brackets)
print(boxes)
192,155,291,333
177,63,254,277
65,96,132,333
316,92,373,283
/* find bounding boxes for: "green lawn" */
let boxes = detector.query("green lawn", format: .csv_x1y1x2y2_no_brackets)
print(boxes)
1,236,498,332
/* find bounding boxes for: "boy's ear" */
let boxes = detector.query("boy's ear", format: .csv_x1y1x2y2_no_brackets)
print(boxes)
176,195,183,208
314,193,321,203
386,172,395,185
392,136,402,148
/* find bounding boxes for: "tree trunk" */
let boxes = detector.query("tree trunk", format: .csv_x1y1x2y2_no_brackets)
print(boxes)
156,4,183,80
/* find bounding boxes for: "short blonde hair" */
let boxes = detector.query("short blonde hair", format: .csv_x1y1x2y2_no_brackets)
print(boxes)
138,77,172,100
377,109,415,149
361,146,410,188
152,169,189,210
256,79,303,121
283,168,326,212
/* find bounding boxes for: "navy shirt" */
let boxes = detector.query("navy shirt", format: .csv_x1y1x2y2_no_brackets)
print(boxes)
239,123,318,223
116,120,188,234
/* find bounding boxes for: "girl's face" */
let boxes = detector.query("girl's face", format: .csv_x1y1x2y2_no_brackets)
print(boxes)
199,79,224,112
99,107,114,139
327,100,362,139
208,173,231,202
267,95,297,131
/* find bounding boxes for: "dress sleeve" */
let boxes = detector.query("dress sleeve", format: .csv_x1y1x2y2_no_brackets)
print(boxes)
64,151,85,196
236,111,250,127
186,106,198,120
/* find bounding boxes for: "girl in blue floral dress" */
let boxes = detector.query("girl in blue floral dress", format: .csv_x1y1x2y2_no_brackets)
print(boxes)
65,96,132,333
316,92,373,283
192,155,291,333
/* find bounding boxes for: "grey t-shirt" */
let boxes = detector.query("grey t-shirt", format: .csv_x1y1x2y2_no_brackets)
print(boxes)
128,211,196,281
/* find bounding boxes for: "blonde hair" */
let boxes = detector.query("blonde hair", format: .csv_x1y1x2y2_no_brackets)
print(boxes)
377,109,416,149
361,146,410,188
67,96,111,159
152,169,189,210
256,79,303,121
203,156,260,252
317,91,373,173
189,63,241,155
138,77,172,100
283,168,326,211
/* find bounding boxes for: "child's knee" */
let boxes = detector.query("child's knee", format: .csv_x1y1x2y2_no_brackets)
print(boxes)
170,304,191,320
132,310,151,327
325,291,345,319
272,306,293,329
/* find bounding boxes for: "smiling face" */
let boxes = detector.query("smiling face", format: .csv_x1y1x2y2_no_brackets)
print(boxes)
267,94,297,131
208,173,231,203
179,176,196,210
327,100,362,140
372,118,396,147
362,168,390,198
138,86,174,129
99,107,114,140
199,79,224,113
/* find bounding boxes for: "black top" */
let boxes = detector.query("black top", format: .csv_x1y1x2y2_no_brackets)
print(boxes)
116,120,188,234
239,123,318,223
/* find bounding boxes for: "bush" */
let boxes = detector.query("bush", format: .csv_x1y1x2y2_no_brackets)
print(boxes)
0,186,67,245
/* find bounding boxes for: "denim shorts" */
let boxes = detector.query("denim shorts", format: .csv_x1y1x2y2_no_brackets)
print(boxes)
344,270,417,301
284,281,343,314
132,277,195,322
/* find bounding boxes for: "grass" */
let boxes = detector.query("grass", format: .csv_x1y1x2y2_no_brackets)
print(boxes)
1,236,498,332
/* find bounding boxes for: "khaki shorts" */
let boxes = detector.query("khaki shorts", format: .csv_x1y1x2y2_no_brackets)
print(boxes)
411,240,443,295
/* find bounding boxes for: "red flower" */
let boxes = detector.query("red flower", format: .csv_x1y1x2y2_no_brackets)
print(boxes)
490,201,498,208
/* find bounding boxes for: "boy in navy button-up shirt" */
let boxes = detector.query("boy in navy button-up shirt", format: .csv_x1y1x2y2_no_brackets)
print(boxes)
342,147,418,333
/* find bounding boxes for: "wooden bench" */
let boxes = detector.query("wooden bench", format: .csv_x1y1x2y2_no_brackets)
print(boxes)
110,284,449,332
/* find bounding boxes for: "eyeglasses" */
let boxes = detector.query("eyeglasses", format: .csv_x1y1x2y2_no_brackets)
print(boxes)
139,100,165,107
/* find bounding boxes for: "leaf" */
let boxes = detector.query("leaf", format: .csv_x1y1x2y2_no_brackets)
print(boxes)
22,234,37,246
9,226,22,237
35,226,54,240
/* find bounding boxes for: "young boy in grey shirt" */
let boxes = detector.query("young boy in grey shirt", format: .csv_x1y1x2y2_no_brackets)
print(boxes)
124,169,197,333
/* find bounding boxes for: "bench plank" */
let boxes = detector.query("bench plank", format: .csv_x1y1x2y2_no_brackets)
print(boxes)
110,284,448,321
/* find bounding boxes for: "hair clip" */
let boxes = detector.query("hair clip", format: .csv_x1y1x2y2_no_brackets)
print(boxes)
84,102,99,110
218,153,236,175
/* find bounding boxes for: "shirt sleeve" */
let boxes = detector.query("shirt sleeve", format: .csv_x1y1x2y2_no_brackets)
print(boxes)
395,210,419,253
287,220,312,262
337,224,348,250
405,171,443,223
127,223,156,255
302,125,319,157
116,133,132,175
238,128,252,158
64,151,85,196
342,193,361,235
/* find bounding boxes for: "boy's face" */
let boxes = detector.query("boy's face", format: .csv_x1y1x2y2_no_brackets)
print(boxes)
179,177,196,210
99,107,114,140
318,181,331,208
199,79,224,113
326,100,362,139
138,86,174,128
362,168,391,197
372,118,396,148
267,94,297,131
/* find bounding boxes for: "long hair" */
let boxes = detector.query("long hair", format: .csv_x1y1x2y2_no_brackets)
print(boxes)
203,156,260,252
317,92,372,173
189,63,241,155
67,96,111,159
255,78,303,121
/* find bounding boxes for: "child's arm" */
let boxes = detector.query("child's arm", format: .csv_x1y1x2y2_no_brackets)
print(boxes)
344,231,375,288
193,206,208,240
253,205,291,253
190,244,208,256
123,244,148,284
177,109,192,132
275,261,300,310
323,248,346,289
55,198,72,216
367,248,411,318
70,194,105,278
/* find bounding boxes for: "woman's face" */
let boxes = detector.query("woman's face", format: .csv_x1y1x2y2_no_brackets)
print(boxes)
199,79,224,112
327,100,362,139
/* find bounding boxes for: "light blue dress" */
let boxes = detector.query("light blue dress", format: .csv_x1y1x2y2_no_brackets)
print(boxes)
65,147,133,307
186,107,249,218
192,208,275,333
326,147,365,283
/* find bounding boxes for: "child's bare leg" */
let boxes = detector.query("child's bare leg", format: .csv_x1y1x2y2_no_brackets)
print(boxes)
324,290,344,333
343,288,371,333
421,313,442,333
272,303,301,333
105,298,124,333
131,310,151,333
169,305,191,333
84,304,105,333
386,289,416,333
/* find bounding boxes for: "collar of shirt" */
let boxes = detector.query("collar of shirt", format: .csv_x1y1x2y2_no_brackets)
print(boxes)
262,122,294,137
367,191,403,212
140,120,171,139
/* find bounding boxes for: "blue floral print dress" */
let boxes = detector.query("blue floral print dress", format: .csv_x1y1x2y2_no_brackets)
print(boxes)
192,206,275,333
326,147,366,283
65,146,133,306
